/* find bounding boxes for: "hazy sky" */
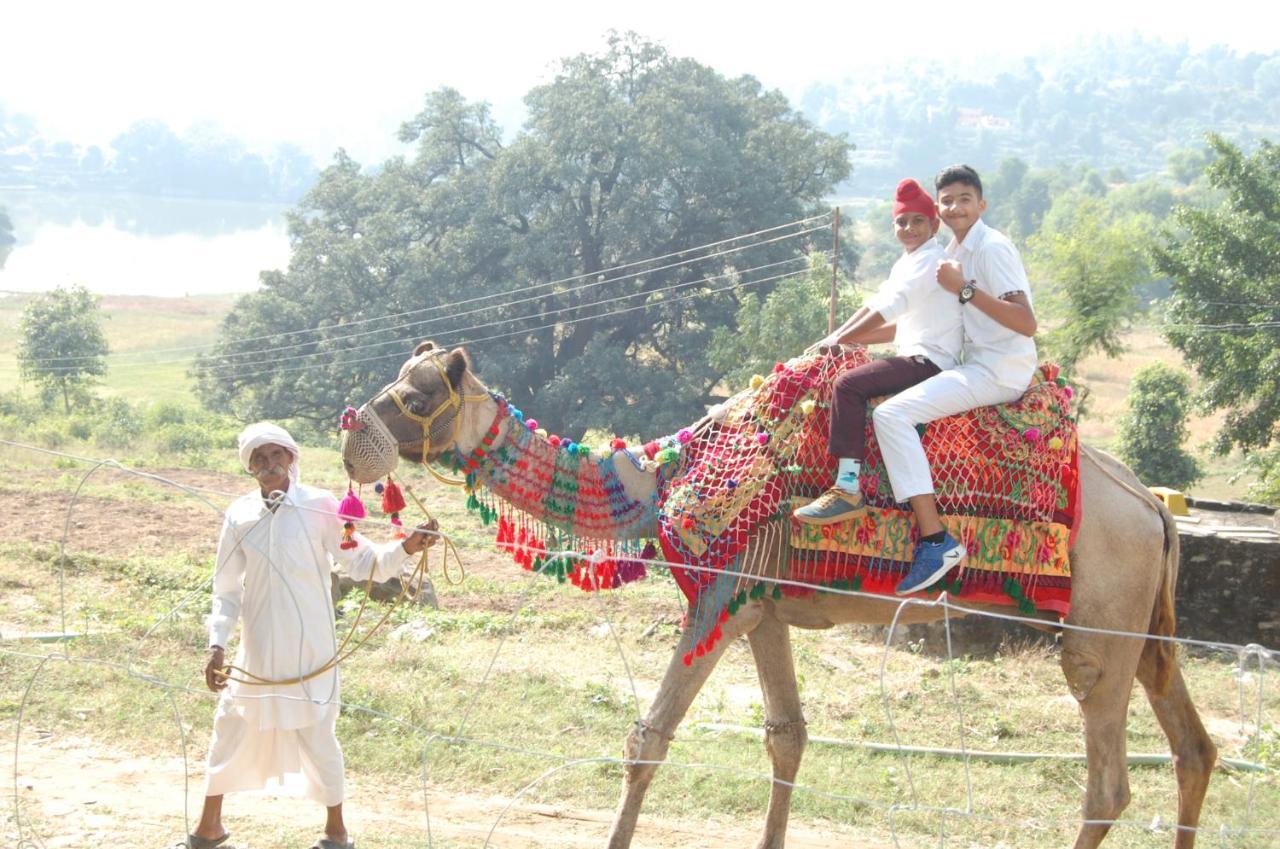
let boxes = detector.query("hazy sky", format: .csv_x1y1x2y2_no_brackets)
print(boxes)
4,0,1276,166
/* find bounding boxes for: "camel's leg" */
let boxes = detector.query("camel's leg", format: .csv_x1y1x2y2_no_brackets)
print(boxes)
746,611,806,849
1137,655,1217,849
606,603,764,849
1061,635,1143,849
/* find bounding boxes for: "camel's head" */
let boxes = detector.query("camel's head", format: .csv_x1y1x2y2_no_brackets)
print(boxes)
341,341,482,483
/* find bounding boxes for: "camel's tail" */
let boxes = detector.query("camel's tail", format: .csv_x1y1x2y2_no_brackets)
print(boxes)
1139,501,1180,695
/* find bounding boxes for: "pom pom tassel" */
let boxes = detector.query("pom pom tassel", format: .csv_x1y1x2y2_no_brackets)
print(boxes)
339,486,366,520
381,477,408,539
338,485,365,549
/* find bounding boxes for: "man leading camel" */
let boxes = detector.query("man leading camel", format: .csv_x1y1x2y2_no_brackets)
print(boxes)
182,422,436,849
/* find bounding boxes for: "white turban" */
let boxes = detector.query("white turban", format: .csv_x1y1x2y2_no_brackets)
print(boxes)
237,422,302,483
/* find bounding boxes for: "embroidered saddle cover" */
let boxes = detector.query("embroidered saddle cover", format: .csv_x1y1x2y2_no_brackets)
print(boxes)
656,348,1079,662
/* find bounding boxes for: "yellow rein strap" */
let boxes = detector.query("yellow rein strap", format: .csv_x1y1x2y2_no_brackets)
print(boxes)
385,355,489,487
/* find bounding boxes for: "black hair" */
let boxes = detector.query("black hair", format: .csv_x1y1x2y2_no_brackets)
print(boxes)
934,164,983,198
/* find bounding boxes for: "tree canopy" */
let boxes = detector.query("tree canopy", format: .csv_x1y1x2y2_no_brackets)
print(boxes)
18,286,110,414
1027,195,1150,377
1154,134,1280,454
196,34,853,437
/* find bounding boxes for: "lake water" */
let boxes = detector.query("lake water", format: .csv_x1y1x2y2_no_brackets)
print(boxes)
0,190,292,296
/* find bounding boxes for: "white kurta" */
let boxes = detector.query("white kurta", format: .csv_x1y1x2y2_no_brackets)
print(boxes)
871,219,1038,501
204,482,411,801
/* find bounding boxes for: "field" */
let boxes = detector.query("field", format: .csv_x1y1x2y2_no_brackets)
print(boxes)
0,295,1276,848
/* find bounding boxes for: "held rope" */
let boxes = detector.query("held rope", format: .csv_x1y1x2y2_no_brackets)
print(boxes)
215,475,468,687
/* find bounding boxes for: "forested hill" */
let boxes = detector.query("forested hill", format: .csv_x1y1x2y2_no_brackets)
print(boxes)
804,36,1280,199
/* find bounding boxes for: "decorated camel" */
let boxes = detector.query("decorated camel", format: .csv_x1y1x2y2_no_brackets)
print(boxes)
342,342,1217,849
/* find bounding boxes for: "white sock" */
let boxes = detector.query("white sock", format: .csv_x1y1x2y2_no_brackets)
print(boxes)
834,458,861,493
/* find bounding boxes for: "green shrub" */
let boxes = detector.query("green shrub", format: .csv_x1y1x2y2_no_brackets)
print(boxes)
95,398,144,449
1115,363,1202,491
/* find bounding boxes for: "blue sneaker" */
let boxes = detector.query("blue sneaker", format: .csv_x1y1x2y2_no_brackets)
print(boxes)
793,488,866,525
895,532,966,595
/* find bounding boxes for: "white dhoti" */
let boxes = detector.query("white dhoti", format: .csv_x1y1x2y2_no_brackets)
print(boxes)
204,700,345,806
871,365,1026,501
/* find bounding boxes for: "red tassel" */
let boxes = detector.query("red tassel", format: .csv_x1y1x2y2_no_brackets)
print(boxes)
381,478,407,514
340,521,358,549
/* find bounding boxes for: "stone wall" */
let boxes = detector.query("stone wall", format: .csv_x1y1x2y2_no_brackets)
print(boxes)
1175,533,1280,646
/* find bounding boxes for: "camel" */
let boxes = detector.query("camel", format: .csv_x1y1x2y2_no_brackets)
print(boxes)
343,342,1217,849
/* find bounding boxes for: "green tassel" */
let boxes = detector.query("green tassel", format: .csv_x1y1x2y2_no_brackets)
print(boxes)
771,584,783,599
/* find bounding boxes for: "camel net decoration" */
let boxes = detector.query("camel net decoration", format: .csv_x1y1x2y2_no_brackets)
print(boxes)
657,349,1078,662
459,349,1079,662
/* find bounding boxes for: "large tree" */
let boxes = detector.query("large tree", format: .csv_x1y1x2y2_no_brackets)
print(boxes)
195,34,852,436
1153,134,1280,454
18,286,110,414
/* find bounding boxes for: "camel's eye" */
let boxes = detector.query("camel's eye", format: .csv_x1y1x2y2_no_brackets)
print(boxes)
406,397,429,415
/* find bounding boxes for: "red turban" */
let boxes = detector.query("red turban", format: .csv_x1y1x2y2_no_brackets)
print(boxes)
892,178,937,220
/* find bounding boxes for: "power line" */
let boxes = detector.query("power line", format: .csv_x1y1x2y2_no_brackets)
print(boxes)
11,254,814,378
200,264,816,384
12,215,831,367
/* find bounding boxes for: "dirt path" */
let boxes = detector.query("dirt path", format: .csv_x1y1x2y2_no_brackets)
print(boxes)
3,734,879,849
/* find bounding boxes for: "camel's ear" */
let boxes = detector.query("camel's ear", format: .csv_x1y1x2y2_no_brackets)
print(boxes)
444,348,470,389
414,340,436,356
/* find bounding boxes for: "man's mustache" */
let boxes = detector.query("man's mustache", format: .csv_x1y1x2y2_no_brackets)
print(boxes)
252,464,289,480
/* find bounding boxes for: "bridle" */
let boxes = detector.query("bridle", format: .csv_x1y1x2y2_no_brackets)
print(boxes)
369,351,490,486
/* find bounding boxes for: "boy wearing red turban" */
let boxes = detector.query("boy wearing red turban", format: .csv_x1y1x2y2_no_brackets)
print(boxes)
795,178,962,529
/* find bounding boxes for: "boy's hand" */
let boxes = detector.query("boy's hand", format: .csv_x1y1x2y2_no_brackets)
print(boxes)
936,260,966,295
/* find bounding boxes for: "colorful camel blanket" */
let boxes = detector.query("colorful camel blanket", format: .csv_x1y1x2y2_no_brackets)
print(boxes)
656,349,1079,662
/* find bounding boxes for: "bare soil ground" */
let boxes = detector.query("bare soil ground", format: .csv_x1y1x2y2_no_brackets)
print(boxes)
3,734,876,849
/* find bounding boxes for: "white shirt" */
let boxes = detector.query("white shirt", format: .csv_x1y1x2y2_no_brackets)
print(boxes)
209,482,413,730
946,218,1038,390
865,240,963,370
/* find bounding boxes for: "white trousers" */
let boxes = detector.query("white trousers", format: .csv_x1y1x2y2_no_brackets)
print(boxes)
203,699,345,807
871,365,1026,502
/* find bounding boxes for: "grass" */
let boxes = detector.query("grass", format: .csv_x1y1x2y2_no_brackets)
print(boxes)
1,446,1276,848
0,292,236,404
0,298,1276,846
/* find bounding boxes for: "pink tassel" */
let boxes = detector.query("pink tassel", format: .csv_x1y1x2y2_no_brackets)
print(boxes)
339,487,366,521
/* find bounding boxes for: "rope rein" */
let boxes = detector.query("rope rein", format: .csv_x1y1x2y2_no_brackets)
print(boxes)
218,357,479,687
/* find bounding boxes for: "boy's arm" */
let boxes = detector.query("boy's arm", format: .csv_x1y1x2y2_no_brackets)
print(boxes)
840,310,893,344
937,260,1037,337
821,307,869,346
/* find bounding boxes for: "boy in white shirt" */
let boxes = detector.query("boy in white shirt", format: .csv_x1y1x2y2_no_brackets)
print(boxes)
877,164,1039,594
794,178,963,525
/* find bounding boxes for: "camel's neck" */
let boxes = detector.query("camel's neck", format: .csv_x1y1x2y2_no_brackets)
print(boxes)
453,383,660,543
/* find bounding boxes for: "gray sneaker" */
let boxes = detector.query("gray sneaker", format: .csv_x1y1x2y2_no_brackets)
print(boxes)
793,488,866,525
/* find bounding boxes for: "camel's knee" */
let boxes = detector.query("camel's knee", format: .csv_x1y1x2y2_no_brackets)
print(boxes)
1173,735,1218,788
763,718,807,777
1083,776,1131,823
1061,646,1105,703
621,721,673,785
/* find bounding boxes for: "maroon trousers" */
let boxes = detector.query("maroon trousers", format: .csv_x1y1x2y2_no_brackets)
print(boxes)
828,354,941,458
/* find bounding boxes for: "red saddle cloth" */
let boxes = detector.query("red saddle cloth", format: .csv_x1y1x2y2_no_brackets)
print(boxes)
657,349,1079,663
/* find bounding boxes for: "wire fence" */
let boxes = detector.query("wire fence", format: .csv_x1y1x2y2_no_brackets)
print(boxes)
1,441,1277,849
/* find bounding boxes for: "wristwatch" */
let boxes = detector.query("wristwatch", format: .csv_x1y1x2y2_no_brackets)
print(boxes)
958,281,977,305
